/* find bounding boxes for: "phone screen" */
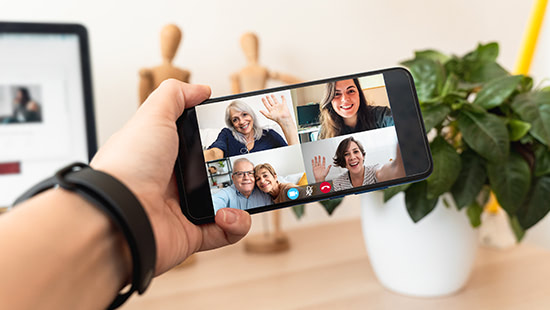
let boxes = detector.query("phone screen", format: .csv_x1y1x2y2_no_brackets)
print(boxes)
176,68,432,223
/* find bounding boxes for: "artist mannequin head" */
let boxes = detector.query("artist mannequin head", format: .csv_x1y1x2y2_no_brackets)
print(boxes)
160,24,182,64
240,32,259,64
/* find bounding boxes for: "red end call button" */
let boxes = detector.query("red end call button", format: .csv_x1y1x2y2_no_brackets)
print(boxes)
320,182,332,193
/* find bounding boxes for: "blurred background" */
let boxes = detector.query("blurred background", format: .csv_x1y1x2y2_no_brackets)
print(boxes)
2,0,549,247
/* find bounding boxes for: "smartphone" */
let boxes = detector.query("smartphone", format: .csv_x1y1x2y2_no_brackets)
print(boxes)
175,67,432,224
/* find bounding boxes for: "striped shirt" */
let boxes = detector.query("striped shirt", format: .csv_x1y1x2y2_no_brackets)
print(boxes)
332,165,379,191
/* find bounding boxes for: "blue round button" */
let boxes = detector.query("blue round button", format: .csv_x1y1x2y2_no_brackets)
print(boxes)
287,188,299,200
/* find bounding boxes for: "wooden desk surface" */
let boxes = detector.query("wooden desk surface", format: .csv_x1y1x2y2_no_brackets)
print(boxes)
122,219,550,310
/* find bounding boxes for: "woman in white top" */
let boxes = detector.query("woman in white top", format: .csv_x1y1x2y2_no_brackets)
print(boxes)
311,136,405,191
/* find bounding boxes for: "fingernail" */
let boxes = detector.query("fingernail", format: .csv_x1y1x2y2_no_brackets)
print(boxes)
223,209,238,224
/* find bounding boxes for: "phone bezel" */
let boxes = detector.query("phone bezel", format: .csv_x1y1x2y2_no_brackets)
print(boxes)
175,67,432,224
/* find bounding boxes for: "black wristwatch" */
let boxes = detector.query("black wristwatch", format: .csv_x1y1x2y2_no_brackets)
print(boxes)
13,162,156,309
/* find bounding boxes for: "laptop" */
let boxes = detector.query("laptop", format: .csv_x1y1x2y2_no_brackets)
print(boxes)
0,22,97,207
296,103,320,129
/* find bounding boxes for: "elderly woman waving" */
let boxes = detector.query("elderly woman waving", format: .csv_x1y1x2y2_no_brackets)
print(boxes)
203,95,298,161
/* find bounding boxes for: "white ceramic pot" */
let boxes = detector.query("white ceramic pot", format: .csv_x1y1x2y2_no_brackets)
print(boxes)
360,191,478,297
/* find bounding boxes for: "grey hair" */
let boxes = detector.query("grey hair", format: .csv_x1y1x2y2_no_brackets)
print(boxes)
225,100,263,144
233,158,254,169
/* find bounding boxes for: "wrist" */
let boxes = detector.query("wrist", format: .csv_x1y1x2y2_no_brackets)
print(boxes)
12,163,157,308
49,189,133,285
0,188,132,309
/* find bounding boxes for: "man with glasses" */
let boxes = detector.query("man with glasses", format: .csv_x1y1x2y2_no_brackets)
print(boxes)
213,158,272,213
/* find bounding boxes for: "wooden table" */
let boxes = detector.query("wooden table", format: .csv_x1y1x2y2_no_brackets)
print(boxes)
122,219,550,309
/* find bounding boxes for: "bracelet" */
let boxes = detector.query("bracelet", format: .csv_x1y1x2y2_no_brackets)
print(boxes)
13,162,156,309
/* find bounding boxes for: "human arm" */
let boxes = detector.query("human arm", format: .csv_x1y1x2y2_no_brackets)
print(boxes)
203,147,224,162
375,145,405,182
311,155,332,183
259,94,299,145
0,80,251,310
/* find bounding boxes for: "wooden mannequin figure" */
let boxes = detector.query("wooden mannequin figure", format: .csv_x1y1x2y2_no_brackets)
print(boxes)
232,32,301,254
231,32,301,93
139,24,191,105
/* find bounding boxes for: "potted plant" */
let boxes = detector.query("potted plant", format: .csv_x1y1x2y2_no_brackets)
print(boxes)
297,42,550,297
391,42,550,238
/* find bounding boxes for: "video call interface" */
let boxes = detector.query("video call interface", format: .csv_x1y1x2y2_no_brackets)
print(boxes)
195,74,406,214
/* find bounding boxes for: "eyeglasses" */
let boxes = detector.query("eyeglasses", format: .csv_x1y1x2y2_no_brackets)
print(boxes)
232,170,254,178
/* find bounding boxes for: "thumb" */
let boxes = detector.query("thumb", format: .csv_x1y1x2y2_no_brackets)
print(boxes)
214,208,251,244
259,110,269,118
139,79,211,122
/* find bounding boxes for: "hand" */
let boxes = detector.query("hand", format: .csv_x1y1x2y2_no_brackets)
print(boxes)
91,79,252,276
311,155,331,183
260,94,292,124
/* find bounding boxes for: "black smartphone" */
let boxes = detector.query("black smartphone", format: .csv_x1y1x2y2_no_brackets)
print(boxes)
175,67,432,224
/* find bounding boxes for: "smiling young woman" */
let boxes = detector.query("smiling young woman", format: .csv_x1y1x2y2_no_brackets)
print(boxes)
318,78,394,139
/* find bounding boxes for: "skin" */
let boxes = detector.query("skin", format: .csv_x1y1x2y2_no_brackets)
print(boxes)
14,90,22,103
331,79,361,128
0,80,252,310
204,94,299,162
232,161,255,198
255,168,280,198
343,141,366,187
312,143,405,186
229,109,254,138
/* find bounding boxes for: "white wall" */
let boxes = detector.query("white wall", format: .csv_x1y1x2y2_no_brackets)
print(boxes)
4,0,549,248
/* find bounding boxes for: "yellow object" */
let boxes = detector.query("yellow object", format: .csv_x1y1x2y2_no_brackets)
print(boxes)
485,192,501,214
297,172,308,186
486,0,548,214
515,0,548,74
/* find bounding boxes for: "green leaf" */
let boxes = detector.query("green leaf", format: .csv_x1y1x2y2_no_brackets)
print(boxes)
421,103,452,132
508,119,532,141
319,198,343,216
466,202,483,227
383,183,411,202
440,73,459,97
405,181,438,223
414,49,450,64
519,75,534,92
451,150,487,209
426,137,461,200
401,58,445,102
464,42,500,63
292,205,305,219
458,109,509,163
517,176,550,230
487,151,531,215
468,62,508,83
510,216,525,242
511,91,550,147
534,143,550,177
473,75,523,109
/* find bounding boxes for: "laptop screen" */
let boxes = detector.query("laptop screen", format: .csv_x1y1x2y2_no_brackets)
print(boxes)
296,103,320,127
0,24,96,207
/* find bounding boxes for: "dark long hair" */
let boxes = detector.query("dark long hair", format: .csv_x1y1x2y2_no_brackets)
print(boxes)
16,87,32,107
318,78,377,139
